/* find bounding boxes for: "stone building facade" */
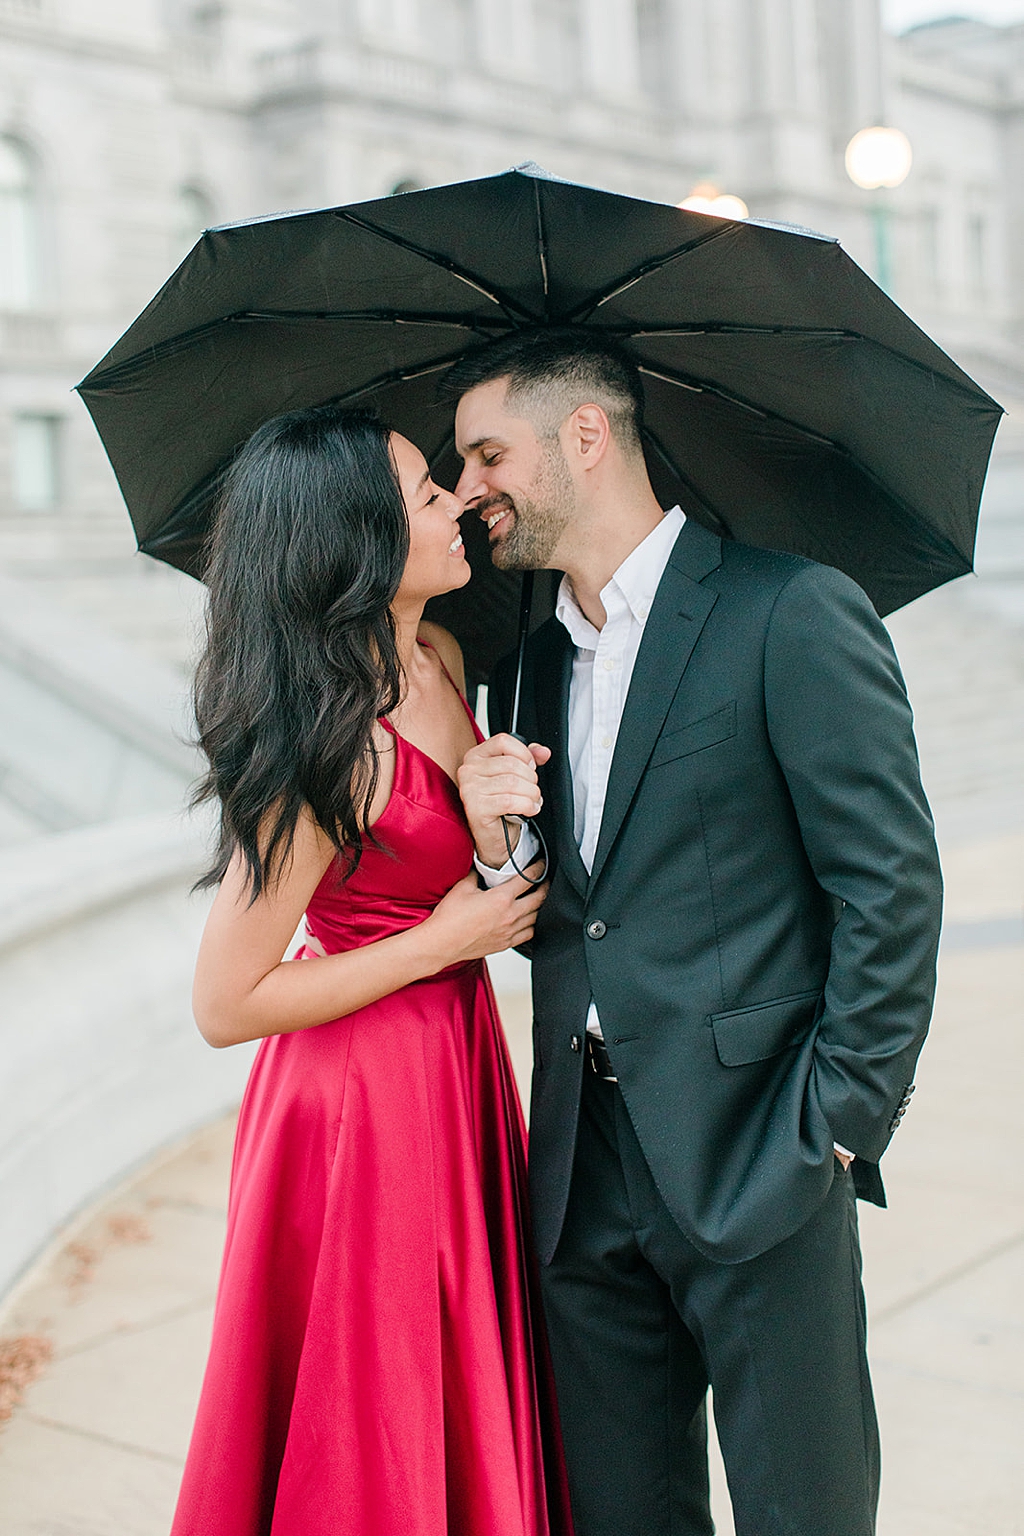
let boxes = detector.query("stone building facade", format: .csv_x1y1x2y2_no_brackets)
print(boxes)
0,0,1021,580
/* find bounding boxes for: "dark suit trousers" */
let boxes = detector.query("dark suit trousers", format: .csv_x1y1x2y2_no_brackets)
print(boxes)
540,1070,880,1536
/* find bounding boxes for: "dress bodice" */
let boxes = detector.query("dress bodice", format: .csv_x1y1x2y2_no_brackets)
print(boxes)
303,713,480,961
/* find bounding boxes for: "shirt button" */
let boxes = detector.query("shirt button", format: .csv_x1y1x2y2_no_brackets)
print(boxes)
603,657,616,671
586,920,607,940
601,734,612,749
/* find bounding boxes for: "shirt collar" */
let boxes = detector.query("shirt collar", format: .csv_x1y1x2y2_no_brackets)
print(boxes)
556,505,685,652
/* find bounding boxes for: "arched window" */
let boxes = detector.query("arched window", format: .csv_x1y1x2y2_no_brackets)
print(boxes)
175,184,215,260
0,138,39,311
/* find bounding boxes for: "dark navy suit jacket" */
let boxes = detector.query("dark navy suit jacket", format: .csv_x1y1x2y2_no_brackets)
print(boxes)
491,520,942,1265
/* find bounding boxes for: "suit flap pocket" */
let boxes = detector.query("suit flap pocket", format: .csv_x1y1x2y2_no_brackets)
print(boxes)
710,989,822,1067
649,702,736,769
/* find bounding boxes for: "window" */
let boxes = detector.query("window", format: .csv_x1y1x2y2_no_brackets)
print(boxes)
13,415,60,510
0,138,39,311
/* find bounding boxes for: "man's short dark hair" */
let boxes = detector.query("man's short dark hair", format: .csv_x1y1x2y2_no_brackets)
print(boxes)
444,327,645,457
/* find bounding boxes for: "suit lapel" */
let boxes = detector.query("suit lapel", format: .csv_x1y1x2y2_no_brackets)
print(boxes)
532,620,589,899
588,521,722,889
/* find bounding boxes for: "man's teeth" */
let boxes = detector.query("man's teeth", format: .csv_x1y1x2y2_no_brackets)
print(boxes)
487,510,506,529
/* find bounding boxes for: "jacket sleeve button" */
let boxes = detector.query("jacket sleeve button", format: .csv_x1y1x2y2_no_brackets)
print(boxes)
570,1035,582,1052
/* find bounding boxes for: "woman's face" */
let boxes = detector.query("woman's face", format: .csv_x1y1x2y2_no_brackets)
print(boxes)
390,432,469,606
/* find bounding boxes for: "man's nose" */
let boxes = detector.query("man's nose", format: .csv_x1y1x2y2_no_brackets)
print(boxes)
454,464,484,506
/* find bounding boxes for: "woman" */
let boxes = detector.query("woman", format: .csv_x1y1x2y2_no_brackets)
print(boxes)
170,405,572,1536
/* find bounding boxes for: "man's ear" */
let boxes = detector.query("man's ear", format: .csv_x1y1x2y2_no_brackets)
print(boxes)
564,403,611,470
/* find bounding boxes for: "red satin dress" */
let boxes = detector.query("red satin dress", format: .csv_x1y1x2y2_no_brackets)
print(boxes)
171,689,572,1536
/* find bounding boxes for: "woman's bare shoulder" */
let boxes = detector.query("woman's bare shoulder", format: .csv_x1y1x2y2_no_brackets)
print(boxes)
416,620,467,695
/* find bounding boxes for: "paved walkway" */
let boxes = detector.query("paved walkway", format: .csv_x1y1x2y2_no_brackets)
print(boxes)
1,518,1023,1532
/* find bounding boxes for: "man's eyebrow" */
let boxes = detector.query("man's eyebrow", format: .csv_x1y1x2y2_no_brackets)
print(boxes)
464,436,500,452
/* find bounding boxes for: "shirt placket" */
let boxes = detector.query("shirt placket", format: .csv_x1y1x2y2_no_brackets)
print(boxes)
585,601,626,871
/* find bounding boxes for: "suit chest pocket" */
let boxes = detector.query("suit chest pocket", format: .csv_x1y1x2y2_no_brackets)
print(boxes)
648,700,736,770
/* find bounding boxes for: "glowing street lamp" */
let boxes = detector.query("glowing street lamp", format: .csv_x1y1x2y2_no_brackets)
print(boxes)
844,127,912,294
678,182,749,220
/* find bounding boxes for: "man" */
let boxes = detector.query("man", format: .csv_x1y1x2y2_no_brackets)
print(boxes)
449,328,941,1536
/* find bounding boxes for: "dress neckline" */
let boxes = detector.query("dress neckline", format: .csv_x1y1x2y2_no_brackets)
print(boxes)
377,638,480,801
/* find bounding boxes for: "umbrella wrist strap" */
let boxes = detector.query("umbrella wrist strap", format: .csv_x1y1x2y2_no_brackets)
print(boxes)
501,815,549,888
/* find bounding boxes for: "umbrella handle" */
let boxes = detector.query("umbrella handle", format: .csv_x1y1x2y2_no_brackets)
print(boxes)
501,569,548,887
508,569,533,738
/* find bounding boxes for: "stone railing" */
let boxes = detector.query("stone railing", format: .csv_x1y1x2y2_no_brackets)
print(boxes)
0,571,260,1300
0,808,256,1300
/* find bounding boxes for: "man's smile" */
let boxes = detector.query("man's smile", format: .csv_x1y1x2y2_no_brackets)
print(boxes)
480,500,515,541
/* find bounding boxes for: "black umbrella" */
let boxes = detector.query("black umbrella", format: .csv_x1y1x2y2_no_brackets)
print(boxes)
77,162,1002,691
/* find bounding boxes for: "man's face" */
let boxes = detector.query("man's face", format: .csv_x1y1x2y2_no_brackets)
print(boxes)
454,378,576,571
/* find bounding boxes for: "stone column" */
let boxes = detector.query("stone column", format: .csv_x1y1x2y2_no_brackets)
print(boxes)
473,0,537,78
580,0,641,100
816,0,885,147
740,0,835,212
354,0,420,48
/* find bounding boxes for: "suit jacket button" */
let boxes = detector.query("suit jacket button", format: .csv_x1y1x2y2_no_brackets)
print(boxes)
586,920,607,940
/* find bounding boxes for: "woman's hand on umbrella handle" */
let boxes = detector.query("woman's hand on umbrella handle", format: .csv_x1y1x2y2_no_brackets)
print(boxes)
457,734,551,871
423,869,548,964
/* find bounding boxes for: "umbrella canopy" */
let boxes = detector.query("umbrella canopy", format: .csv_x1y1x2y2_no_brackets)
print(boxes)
77,162,1002,687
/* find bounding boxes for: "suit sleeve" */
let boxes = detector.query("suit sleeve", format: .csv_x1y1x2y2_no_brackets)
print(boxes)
764,562,942,1162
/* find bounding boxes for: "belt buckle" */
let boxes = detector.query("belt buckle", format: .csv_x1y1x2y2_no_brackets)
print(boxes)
586,1035,618,1083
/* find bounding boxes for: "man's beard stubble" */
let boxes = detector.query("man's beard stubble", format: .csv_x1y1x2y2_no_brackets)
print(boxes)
488,439,576,572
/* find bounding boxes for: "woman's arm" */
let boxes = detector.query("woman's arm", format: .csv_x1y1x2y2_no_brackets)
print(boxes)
193,809,544,1049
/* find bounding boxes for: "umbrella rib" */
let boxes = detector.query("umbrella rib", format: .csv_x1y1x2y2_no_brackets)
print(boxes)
78,315,237,390
238,309,510,330
626,323,857,340
561,223,738,323
79,311,509,391
640,363,976,566
295,349,473,409
620,323,1004,404
641,425,732,537
533,179,550,319
639,361,858,448
332,210,542,325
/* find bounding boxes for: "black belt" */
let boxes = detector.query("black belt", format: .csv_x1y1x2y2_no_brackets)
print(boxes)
585,1034,618,1082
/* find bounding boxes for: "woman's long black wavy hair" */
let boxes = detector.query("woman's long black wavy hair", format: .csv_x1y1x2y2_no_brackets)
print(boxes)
192,404,409,899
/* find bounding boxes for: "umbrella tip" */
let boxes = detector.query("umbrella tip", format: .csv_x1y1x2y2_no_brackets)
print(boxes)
509,161,561,182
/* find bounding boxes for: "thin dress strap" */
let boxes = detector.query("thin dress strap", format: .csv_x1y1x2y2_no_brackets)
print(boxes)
417,637,480,734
